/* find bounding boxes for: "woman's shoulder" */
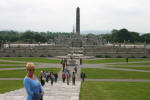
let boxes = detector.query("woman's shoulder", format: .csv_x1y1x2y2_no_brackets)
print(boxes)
24,76,30,81
24,75,37,81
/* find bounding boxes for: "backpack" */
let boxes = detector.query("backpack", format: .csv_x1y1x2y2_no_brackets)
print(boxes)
62,73,66,78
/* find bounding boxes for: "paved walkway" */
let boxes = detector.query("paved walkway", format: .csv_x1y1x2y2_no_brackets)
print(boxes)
0,81,81,100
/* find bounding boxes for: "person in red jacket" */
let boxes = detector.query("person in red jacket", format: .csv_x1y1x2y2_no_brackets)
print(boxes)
62,72,66,83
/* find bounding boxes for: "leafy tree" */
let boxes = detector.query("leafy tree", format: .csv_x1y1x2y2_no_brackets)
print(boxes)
20,31,36,43
111,29,119,42
98,34,112,42
129,32,140,42
140,33,150,43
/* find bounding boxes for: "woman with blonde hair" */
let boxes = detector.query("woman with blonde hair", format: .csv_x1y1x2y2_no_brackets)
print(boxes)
24,63,44,100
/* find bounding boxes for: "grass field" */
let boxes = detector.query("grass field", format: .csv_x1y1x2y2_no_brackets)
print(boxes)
0,57,60,63
83,58,150,64
0,68,60,78
0,80,23,94
81,68,150,79
109,62,150,66
0,61,25,65
80,81,150,100
0,66,25,68
106,66,150,70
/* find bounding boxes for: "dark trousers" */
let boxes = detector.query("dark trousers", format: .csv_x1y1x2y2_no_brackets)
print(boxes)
72,78,75,85
82,78,85,82
51,78,53,85
62,78,65,83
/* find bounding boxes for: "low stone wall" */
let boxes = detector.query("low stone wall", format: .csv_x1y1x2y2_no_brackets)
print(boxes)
83,46,149,58
0,46,70,57
0,45,150,58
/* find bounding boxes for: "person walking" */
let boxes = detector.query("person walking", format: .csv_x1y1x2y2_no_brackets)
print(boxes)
45,71,49,83
39,71,45,86
66,70,71,85
74,65,77,73
81,72,86,82
126,57,129,63
62,61,66,71
62,72,66,83
54,73,58,82
72,72,76,85
50,72,54,85
24,63,44,100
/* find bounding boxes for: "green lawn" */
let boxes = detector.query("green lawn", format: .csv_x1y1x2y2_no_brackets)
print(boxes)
0,68,60,78
0,57,60,63
83,58,150,64
109,62,150,66
80,81,150,100
81,68,150,79
0,80,23,94
106,66,150,70
0,61,25,65
0,66,25,68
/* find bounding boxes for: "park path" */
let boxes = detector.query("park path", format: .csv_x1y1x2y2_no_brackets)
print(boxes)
1,61,150,73
0,81,81,100
0,65,81,100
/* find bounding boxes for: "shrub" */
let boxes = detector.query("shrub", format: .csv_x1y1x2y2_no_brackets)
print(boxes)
117,55,122,58
131,55,135,58
105,55,111,58
95,55,102,58
5,55,10,57
48,54,53,57
40,55,46,57
29,55,33,57
142,56,147,58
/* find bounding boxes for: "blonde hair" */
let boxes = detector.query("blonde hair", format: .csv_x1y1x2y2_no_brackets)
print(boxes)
26,63,35,71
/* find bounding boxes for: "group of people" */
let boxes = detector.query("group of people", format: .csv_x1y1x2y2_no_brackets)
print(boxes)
62,69,76,85
24,61,86,100
61,59,86,85
39,71,58,86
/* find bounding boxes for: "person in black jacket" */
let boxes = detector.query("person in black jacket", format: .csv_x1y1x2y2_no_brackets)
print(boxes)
81,72,86,82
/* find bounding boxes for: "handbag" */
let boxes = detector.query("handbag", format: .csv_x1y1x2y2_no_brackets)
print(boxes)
33,93,43,100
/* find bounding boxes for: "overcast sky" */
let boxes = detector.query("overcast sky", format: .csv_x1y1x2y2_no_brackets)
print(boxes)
0,0,150,33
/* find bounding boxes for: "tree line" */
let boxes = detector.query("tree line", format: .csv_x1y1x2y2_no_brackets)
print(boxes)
0,28,150,43
0,30,74,43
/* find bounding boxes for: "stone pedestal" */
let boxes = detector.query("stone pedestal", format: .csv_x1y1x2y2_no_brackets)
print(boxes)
71,40,82,47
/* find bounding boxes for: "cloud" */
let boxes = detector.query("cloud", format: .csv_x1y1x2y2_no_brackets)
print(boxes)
0,0,150,33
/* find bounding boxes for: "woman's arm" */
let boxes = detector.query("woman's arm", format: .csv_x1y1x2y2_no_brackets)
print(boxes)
39,84,44,96
24,78,34,96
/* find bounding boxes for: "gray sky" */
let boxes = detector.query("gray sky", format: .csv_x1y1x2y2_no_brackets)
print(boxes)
0,0,150,33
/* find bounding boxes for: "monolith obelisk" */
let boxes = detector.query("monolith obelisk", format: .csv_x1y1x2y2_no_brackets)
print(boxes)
76,7,80,37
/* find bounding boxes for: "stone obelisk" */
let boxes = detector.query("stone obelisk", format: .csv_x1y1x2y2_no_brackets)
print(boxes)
76,7,80,37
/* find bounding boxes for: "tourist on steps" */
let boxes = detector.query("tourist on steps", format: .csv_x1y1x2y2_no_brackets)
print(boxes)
24,63,44,100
